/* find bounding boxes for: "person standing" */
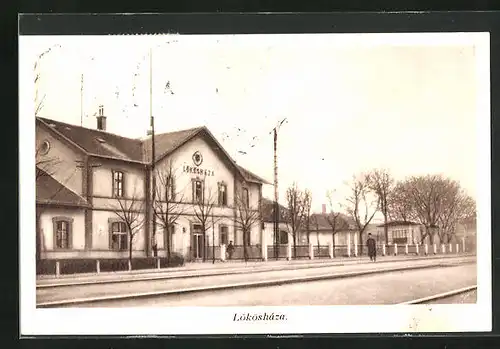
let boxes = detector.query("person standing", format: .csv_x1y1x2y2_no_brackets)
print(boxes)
367,233,377,262
227,240,235,260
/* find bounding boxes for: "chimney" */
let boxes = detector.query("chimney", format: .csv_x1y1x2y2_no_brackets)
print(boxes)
96,105,107,131
322,204,326,215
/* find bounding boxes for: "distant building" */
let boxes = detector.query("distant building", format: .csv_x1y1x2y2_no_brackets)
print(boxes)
35,111,270,262
376,221,423,245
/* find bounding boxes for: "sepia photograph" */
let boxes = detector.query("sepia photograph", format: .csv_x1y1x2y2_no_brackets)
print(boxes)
19,31,491,335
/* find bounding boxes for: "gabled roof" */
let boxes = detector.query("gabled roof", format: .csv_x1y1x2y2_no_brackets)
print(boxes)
310,213,354,231
36,168,89,207
376,220,420,228
142,126,204,163
36,117,269,184
37,117,144,163
238,165,272,185
261,197,289,223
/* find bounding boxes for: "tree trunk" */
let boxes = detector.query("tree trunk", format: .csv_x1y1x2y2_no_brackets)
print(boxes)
358,232,363,255
129,234,133,264
332,232,336,257
166,228,171,266
293,234,297,259
383,214,388,246
243,230,248,262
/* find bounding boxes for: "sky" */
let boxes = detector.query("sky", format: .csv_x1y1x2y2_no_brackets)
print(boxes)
23,33,486,218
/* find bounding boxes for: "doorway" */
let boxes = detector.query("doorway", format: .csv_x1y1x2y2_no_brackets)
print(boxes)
192,224,204,259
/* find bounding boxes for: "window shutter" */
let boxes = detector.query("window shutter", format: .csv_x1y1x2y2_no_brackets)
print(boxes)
191,179,195,202
108,221,113,250
122,172,126,198
111,170,115,197
68,219,73,249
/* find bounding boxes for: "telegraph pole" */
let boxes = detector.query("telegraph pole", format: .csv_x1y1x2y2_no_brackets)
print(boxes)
273,128,279,260
150,48,157,257
80,74,84,126
271,118,287,260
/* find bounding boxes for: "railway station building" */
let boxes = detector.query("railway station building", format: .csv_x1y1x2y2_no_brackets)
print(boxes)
35,110,271,262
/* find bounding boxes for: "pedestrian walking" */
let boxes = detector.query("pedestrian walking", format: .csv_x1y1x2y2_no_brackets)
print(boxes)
367,233,377,262
227,240,235,260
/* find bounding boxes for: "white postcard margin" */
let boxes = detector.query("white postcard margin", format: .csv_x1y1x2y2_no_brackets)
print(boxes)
19,32,491,335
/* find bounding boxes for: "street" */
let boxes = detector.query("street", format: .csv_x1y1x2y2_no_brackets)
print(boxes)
37,255,476,307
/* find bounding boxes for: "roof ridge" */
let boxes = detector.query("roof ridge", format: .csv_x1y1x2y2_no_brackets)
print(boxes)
37,117,142,143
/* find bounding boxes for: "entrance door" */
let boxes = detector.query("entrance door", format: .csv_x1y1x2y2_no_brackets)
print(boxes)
192,224,204,259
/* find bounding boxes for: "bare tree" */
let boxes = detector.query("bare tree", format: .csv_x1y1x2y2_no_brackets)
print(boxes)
153,160,187,263
325,190,349,257
387,180,415,222
437,183,476,244
112,181,145,263
344,174,379,255
285,183,309,258
404,174,453,245
366,169,394,245
303,190,312,244
234,189,261,262
192,182,222,262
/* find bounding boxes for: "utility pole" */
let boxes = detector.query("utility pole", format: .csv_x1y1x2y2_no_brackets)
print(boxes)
270,117,287,260
80,74,84,126
149,47,157,257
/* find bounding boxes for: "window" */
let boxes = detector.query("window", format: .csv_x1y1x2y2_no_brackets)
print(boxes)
279,230,289,245
111,222,128,251
219,225,228,245
392,228,408,244
192,179,203,203
242,188,249,207
54,220,70,249
112,170,124,197
218,182,228,206
166,175,175,201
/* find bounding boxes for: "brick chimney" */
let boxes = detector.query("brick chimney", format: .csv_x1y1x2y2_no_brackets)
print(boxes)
322,204,326,215
96,105,107,131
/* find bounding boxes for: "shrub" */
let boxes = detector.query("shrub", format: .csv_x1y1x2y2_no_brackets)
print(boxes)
160,252,185,268
36,260,56,275
99,258,129,272
132,258,157,270
60,259,96,274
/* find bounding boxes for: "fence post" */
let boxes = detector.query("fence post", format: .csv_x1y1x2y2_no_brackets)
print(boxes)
354,242,358,257
128,260,132,271
441,244,445,254
96,260,100,274
382,244,386,256
448,243,452,253
157,257,161,269
220,244,226,262
328,241,334,259
309,243,314,260
433,244,437,254
415,243,419,255
462,237,466,253
405,244,409,255
262,241,267,262
287,243,292,261
456,243,459,254
425,244,428,256
394,243,398,256
347,234,351,257
55,260,60,277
